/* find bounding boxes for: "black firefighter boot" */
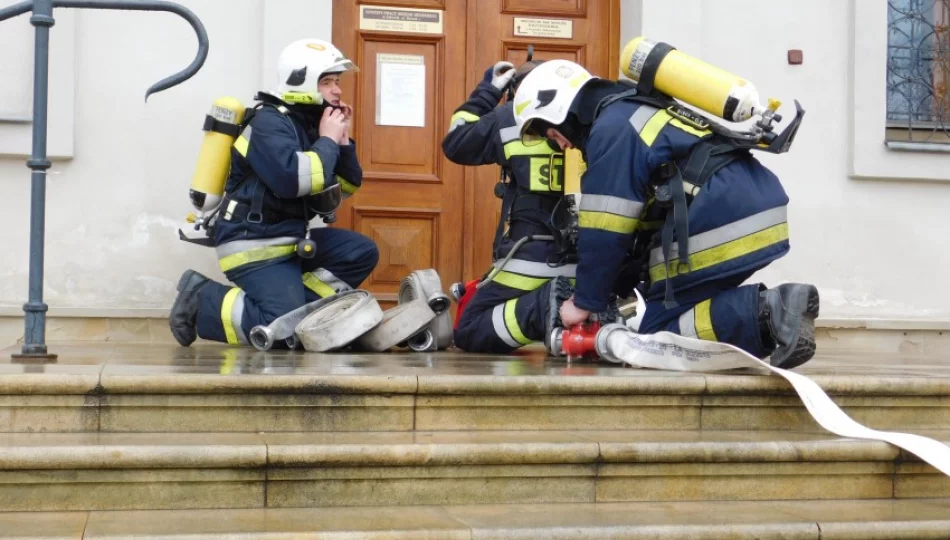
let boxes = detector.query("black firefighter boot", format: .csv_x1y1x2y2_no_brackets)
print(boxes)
169,270,211,347
758,283,820,369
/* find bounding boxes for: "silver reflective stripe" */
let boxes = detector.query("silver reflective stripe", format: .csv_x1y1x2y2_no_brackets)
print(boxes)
491,304,520,348
296,151,315,197
649,206,788,267
314,268,353,293
579,195,644,218
231,290,248,345
629,105,660,132
215,236,300,259
448,117,467,133
494,259,577,278
241,125,253,140
678,308,697,339
499,125,521,144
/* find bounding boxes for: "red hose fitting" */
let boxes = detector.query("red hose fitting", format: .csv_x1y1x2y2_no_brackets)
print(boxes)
559,321,602,357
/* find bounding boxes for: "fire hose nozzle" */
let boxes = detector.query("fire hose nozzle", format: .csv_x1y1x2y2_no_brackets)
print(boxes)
249,326,275,352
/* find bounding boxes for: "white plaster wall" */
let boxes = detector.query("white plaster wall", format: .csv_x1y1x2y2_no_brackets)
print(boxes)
0,0,332,314
624,0,950,321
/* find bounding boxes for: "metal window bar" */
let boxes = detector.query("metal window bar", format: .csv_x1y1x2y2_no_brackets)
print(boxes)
886,0,950,143
0,0,209,362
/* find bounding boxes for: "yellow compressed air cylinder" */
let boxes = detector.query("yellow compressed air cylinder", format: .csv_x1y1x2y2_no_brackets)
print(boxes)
189,96,246,212
620,37,765,123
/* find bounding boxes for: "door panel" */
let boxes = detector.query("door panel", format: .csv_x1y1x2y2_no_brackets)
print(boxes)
333,1,466,309
332,0,617,312
359,39,440,180
502,0,587,16
463,0,620,280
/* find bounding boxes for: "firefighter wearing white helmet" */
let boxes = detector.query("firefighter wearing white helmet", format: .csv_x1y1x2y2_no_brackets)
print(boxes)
512,56,819,370
169,38,379,349
274,38,359,105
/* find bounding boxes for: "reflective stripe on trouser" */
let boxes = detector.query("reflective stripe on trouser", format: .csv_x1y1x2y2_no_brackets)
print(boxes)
454,279,554,354
195,280,251,346
488,259,576,292
638,269,769,358
303,268,354,299
216,237,299,274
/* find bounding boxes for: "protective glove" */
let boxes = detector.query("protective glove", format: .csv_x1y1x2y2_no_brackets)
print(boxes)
482,61,515,90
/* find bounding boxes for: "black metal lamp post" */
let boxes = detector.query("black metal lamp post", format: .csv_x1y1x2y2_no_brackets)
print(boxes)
0,0,209,362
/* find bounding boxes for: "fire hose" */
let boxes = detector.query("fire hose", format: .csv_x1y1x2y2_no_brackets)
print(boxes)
355,299,436,352
549,323,950,479
248,293,347,351
398,270,453,351
294,290,384,352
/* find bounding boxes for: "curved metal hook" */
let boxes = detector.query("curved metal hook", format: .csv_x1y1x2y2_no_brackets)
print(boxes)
51,0,209,101
0,1,32,23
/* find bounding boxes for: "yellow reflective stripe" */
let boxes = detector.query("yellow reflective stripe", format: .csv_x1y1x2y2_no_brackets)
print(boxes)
221,288,242,345
303,272,336,298
451,110,480,124
492,272,576,291
493,271,550,291
504,140,557,159
578,211,639,234
639,110,672,147
504,299,532,346
219,245,296,273
304,151,324,195
337,175,358,194
650,223,789,282
233,135,249,157
694,299,718,341
640,220,663,231
670,117,711,138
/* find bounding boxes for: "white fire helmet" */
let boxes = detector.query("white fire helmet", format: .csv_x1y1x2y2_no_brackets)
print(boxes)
275,39,359,105
512,59,597,144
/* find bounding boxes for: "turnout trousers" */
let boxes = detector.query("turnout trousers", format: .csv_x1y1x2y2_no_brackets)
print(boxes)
454,279,557,354
638,268,770,359
195,228,379,346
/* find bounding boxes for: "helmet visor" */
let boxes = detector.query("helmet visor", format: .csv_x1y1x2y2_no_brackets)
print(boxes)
324,58,360,74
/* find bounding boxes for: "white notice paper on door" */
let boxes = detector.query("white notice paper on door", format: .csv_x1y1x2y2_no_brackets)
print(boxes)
376,53,426,128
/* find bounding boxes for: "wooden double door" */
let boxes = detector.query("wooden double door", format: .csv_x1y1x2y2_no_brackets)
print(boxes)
332,0,620,308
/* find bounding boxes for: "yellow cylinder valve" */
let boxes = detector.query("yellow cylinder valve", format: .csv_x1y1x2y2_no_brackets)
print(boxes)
189,96,246,212
620,37,767,124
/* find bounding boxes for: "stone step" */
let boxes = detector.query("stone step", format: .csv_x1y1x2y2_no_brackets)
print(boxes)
0,430,946,512
2,363,948,434
3,499,950,539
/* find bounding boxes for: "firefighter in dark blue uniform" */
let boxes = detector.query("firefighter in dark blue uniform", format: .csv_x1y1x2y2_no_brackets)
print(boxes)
169,39,379,347
511,59,819,369
442,60,579,353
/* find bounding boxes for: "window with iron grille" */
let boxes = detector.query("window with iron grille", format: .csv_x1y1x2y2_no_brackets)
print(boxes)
887,0,950,144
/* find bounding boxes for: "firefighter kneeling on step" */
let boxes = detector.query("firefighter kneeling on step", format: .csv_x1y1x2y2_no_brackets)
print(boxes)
443,59,584,354
169,39,379,347
511,57,819,369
